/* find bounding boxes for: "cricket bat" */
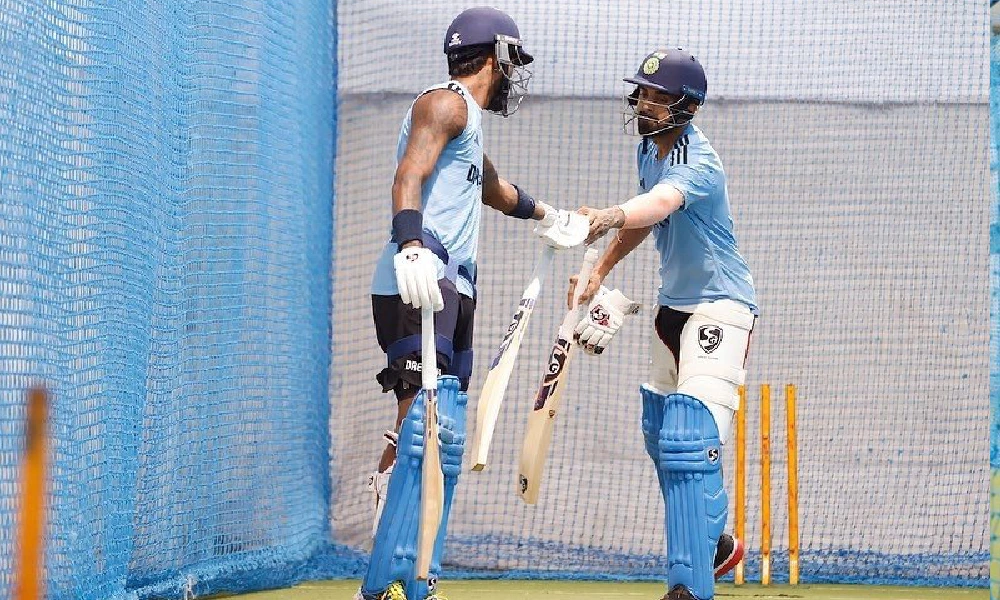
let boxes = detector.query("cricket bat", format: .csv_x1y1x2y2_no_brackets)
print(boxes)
416,306,443,580
470,245,556,471
517,247,599,504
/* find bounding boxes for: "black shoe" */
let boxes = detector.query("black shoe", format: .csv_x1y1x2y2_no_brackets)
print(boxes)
713,533,744,579
665,584,696,600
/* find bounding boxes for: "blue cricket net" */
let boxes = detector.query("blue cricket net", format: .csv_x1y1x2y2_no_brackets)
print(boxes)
990,10,1000,600
0,0,989,596
0,2,335,599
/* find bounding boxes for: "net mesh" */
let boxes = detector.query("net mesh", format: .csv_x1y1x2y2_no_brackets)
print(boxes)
331,0,989,587
991,15,1000,600
0,0,988,596
0,2,335,599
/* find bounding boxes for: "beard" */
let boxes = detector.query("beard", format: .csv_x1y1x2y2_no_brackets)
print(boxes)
486,78,511,113
637,115,662,135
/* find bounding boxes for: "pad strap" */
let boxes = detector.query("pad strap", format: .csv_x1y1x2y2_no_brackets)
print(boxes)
448,349,474,390
677,358,746,386
383,430,399,447
448,350,473,380
386,334,454,367
691,301,755,330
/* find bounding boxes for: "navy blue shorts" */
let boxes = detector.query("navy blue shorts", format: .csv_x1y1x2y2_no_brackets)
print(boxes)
372,278,476,397
654,306,694,365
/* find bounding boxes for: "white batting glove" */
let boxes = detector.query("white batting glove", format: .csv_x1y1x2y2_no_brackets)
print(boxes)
393,246,444,311
574,287,640,355
534,203,589,250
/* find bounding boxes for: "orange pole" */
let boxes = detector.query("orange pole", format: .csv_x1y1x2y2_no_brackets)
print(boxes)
16,384,49,600
786,384,800,585
734,385,747,585
760,384,772,586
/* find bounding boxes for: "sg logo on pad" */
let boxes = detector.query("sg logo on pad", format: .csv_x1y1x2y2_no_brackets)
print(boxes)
698,325,723,354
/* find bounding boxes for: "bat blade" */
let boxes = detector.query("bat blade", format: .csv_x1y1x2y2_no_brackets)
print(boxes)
517,248,598,504
470,246,555,471
416,307,443,580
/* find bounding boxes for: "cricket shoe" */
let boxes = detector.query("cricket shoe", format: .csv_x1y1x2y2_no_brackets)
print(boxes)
714,533,744,579
353,581,405,600
662,584,697,600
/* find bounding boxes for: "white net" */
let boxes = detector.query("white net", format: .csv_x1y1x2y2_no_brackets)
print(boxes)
332,0,988,584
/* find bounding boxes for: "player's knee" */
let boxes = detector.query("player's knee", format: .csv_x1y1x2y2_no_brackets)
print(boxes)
676,358,744,443
396,393,427,465
377,362,422,400
659,393,722,475
660,392,728,538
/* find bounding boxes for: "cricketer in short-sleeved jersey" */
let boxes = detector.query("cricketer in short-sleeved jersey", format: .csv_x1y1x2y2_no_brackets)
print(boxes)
637,123,757,313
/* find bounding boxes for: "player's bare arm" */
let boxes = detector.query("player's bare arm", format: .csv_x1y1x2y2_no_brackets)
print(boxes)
391,89,468,247
481,154,547,219
578,183,683,245
389,90,466,311
567,225,652,307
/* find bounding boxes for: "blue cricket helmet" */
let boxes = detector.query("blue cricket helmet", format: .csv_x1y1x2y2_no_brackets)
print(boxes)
443,6,533,117
625,48,706,104
444,6,533,65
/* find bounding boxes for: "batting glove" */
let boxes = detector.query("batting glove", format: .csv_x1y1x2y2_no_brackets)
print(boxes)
393,246,444,311
574,287,640,355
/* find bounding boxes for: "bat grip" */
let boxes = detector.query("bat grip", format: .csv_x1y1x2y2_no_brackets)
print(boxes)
570,248,600,311
421,306,437,391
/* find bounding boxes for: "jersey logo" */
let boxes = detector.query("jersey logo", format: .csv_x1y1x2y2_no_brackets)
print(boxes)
466,163,483,186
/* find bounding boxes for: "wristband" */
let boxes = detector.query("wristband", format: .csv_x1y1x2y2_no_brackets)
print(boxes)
391,209,423,246
508,184,536,219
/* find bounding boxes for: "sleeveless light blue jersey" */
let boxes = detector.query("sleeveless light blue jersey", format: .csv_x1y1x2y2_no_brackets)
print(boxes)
372,80,484,298
639,124,758,313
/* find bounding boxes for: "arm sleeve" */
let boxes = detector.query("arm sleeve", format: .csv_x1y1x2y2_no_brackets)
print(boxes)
658,162,718,209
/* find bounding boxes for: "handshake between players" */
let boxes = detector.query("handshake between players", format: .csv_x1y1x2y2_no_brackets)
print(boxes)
361,6,754,598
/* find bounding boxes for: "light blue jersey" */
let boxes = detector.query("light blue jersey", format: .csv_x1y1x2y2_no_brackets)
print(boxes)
372,80,484,298
639,124,757,313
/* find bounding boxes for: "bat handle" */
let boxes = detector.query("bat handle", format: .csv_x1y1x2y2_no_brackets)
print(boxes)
534,244,556,285
421,306,436,391
571,247,600,311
